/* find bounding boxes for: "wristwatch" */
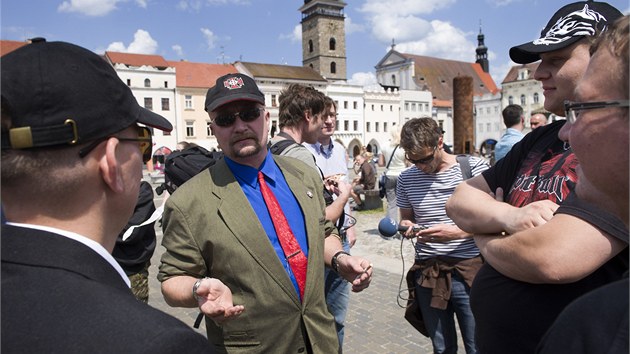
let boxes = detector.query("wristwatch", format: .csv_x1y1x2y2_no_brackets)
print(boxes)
192,277,207,301
331,250,350,273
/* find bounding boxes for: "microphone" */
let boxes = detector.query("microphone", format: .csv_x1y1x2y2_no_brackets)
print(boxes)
378,217,424,238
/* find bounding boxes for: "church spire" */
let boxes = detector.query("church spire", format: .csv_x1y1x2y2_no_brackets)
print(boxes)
475,20,489,73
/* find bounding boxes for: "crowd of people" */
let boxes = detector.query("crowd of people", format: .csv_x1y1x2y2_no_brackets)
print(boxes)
1,1,628,354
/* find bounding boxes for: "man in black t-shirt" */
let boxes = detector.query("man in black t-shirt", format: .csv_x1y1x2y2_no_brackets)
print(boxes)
445,2,627,354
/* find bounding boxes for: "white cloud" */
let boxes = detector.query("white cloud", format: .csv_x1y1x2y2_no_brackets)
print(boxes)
177,0,203,11
58,0,119,16
395,20,476,62
491,60,516,87
135,0,148,8
172,44,184,57
359,0,455,16
279,25,302,43
106,29,158,54
345,16,365,35
201,28,218,50
348,72,379,90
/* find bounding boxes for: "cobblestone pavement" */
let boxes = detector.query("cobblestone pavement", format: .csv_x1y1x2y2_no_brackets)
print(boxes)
146,177,465,353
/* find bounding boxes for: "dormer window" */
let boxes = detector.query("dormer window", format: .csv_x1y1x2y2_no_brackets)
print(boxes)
144,78,151,88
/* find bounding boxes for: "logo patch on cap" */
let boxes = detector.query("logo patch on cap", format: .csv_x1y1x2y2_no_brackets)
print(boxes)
223,76,245,90
533,4,607,46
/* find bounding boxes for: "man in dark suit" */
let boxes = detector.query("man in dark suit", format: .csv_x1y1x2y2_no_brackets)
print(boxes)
1,39,212,353
158,73,373,353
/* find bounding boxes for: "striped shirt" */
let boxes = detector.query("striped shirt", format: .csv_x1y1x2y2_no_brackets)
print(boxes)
396,156,489,260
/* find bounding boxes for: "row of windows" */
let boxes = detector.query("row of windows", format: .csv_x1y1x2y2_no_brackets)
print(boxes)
404,102,429,112
508,93,540,106
308,38,336,53
477,106,500,115
143,97,170,111
128,78,170,89
477,122,502,133
308,61,338,74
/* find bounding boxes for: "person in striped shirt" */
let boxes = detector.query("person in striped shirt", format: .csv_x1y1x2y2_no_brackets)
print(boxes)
397,117,489,354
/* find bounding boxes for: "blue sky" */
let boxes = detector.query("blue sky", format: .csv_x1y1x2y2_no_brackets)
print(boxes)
3,0,629,88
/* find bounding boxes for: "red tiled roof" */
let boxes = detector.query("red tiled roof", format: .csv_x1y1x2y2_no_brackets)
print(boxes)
167,61,236,88
400,53,499,101
1,40,29,57
238,62,326,81
105,51,170,68
501,62,539,84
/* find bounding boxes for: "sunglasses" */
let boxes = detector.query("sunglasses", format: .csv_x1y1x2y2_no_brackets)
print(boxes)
212,107,264,127
79,126,153,163
405,146,437,165
564,100,630,124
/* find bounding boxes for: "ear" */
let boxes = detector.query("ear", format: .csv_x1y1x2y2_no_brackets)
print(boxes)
99,138,125,194
437,136,444,149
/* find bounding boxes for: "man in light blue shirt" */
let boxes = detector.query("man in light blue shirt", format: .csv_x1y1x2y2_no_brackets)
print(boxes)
494,104,525,161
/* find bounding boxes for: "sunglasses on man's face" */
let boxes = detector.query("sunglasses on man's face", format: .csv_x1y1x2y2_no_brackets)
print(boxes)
212,107,264,127
79,126,153,163
405,146,437,165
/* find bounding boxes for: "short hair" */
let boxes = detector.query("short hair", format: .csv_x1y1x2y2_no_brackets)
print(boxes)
502,104,524,128
590,15,629,98
278,84,326,129
400,117,441,153
324,96,337,111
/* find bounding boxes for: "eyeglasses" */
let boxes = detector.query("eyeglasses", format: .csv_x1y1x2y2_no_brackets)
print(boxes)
212,107,264,127
405,146,437,165
79,126,153,163
564,100,630,124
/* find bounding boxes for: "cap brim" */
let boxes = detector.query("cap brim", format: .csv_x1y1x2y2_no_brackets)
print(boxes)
206,94,266,112
137,107,173,132
509,36,582,64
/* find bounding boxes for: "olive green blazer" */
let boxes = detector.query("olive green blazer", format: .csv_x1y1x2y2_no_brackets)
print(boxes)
159,154,338,353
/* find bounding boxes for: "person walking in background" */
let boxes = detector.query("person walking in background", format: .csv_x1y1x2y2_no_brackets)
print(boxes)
397,117,489,354
1,39,211,353
445,3,627,353
378,126,408,221
158,73,372,353
305,96,356,351
350,151,376,211
493,104,525,161
529,113,547,130
537,15,629,354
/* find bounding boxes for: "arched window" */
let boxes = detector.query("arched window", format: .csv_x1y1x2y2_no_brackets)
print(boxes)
533,92,540,104
520,94,526,106
308,40,313,53
329,38,336,51
508,96,514,105
144,78,151,88
330,62,336,74
309,63,314,69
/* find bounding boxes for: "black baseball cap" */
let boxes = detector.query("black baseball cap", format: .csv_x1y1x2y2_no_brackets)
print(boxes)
509,1,623,64
1,38,172,150
205,73,265,112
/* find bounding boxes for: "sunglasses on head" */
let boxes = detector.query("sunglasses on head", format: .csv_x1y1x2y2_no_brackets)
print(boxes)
212,107,264,127
79,126,153,163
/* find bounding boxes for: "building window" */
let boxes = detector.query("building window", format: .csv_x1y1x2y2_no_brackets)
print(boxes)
384,122,388,132
144,78,151,88
344,101,348,109
344,120,349,131
405,102,409,111
508,96,514,105
309,63,314,69
366,122,371,132
164,81,168,88
391,74,396,85
533,93,539,104
126,79,131,86
271,94,277,107
185,95,193,109
353,120,358,131
335,120,339,131
371,104,374,111
186,121,194,137
329,38,336,51
353,101,358,109
520,94,526,106
412,103,417,111
390,105,393,112
330,62,336,74
144,97,153,110
161,98,170,111
309,40,313,53
380,105,384,111
479,123,484,132
375,122,380,132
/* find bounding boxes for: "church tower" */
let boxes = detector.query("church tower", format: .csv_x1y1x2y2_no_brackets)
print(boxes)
475,24,489,73
299,0,347,82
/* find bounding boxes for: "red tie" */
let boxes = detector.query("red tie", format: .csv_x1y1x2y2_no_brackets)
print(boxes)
257,171,308,300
